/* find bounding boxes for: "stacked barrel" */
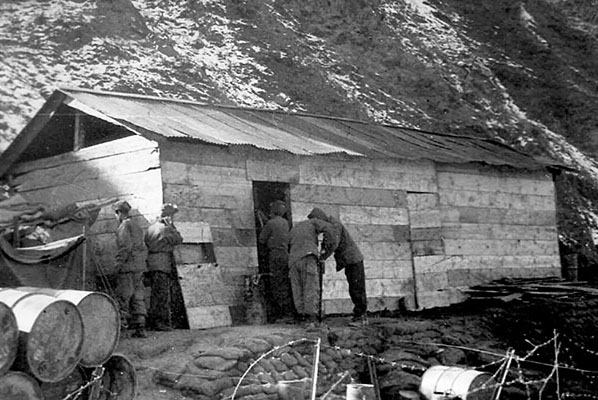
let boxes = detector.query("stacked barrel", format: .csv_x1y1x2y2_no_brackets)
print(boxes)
0,287,135,400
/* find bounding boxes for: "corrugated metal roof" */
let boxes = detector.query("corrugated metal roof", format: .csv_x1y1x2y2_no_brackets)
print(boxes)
61,87,552,169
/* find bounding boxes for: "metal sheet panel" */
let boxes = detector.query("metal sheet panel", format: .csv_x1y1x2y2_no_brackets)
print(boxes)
60,88,550,169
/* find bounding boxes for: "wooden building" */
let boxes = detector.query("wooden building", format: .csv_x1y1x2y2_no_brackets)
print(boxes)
0,87,563,328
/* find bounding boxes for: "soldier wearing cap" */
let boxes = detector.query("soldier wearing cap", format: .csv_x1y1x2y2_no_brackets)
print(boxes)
113,200,148,338
144,203,183,331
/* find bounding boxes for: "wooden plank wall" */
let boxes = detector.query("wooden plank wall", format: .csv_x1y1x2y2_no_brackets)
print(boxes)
160,141,561,317
9,135,163,283
408,190,451,310
160,143,258,326
160,143,434,317
10,133,563,321
292,157,436,314
415,163,561,309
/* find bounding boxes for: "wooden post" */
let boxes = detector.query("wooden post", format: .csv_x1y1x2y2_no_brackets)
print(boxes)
318,260,324,322
553,330,560,400
12,217,20,248
494,349,515,400
81,225,87,290
73,112,84,151
367,357,382,400
310,338,321,400
406,211,419,310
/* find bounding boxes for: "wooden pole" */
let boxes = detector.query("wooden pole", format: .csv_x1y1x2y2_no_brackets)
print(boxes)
73,112,84,151
406,212,419,309
310,338,321,400
367,357,382,400
81,225,87,290
318,260,324,322
494,349,515,400
12,217,19,248
553,330,560,400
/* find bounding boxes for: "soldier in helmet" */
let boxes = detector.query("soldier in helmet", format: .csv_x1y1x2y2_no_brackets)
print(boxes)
113,200,148,338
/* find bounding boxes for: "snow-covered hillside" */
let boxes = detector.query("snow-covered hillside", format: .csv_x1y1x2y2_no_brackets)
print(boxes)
2,0,598,263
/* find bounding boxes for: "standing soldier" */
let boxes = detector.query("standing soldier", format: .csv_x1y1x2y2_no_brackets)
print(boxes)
288,217,335,328
308,207,368,326
258,200,292,322
144,203,183,331
113,200,148,338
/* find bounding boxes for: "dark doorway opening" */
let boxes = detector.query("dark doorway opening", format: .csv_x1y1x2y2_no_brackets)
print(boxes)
252,181,293,322
253,181,292,271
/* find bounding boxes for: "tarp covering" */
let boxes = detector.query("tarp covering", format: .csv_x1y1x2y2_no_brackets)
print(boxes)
0,235,85,264
0,194,46,228
0,195,102,232
0,235,86,289
0,196,105,290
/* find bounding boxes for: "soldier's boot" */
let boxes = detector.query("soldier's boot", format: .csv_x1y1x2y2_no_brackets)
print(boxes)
130,314,148,338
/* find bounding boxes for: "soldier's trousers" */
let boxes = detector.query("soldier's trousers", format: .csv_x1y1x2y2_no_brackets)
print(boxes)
268,252,294,319
343,261,368,318
289,255,319,319
148,270,173,328
115,271,147,329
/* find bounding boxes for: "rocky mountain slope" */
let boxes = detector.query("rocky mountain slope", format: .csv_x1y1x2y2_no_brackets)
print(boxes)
2,0,598,264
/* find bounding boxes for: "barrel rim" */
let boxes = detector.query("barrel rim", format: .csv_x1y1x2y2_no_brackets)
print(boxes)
26,298,84,383
73,292,121,367
0,302,18,376
99,353,138,400
0,370,44,400
0,288,39,308
420,365,491,400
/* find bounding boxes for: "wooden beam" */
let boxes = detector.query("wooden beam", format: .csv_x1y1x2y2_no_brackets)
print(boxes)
10,135,157,175
73,113,84,151
0,90,67,177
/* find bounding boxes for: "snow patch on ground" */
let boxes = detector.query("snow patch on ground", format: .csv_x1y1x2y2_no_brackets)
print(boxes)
0,0,521,147
132,0,273,107
383,0,478,62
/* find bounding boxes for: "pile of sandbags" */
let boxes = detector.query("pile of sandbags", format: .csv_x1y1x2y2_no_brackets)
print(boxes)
0,287,135,400
154,334,362,400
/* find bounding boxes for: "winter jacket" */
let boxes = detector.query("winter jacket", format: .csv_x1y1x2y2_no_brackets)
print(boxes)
258,215,290,252
288,219,335,267
115,217,147,273
307,207,363,270
144,218,183,273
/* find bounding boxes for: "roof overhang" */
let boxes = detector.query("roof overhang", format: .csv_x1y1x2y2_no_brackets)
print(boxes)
0,87,567,178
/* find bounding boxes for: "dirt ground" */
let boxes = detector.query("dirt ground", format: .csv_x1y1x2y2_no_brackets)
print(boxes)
112,296,598,400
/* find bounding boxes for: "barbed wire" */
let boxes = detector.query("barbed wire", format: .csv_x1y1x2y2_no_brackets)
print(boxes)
562,392,598,399
60,328,598,400
562,333,598,357
230,337,318,400
62,366,105,400
319,371,351,400
390,337,598,375
136,332,598,386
